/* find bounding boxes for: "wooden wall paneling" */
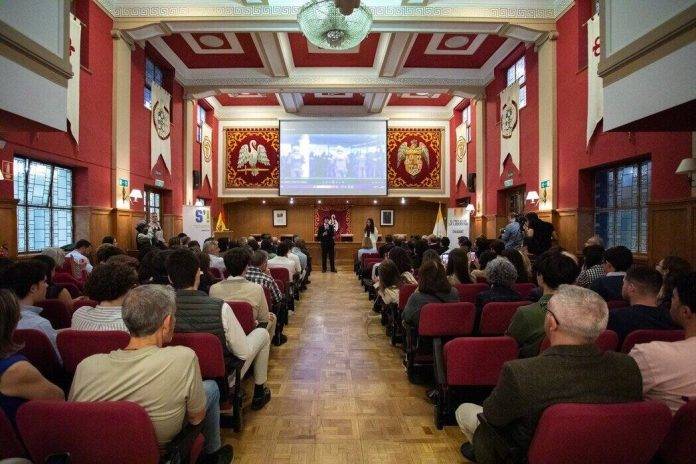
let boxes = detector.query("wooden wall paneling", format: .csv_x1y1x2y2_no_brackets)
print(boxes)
90,208,113,245
577,207,595,251
648,199,696,265
0,199,18,257
112,209,133,252
473,216,485,238
484,214,498,238
162,214,183,241
555,209,579,254
73,206,92,246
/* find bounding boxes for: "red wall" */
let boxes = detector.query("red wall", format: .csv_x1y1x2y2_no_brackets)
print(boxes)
449,100,478,207
556,4,692,208
484,44,539,215
0,0,113,207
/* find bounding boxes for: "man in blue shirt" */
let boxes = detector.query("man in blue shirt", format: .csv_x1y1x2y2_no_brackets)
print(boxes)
501,213,523,250
1,260,60,360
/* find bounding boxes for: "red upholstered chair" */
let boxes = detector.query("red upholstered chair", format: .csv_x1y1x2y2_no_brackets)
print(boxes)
476,276,488,284
434,336,518,429
539,329,620,354
607,299,630,309
389,283,417,346
360,252,380,271
406,302,476,384
262,287,273,314
208,267,223,280
270,267,294,305
621,329,684,353
168,332,244,432
16,400,203,464
512,283,537,300
454,283,489,303
72,298,99,313
479,301,531,335
13,329,62,384
57,330,130,376
226,300,256,335
54,277,82,298
657,400,696,464
36,299,72,330
0,408,26,460
526,401,672,464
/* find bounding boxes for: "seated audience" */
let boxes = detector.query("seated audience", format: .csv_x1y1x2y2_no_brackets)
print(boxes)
290,239,308,273
1,261,59,357
150,249,174,285
285,239,305,279
210,248,277,337
66,239,94,274
402,260,459,329
523,212,555,256
375,259,402,306
268,242,301,279
245,250,287,345
167,236,181,248
95,243,125,264
590,245,633,301
68,285,233,463
584,234,605,248
357,237,376,263
40,247,67,271
379,235,395,258
456,285,642,464
388,246,418,285
0,289,64,427
501,249,531,283
439,237,451,255
608,265,679,342
575,244,606,288
475,257,522,311
413,239,429,269
458,236,472,253
34,254,73,308
106,253,139,270
446,248,473,285
72,262,138,331
489,239,505,256
630,272,696,413
187,240,201,253
101,236,117,246
507,251,580,357
203,239,226,273
470,250,497,282
166,250,272,409
501,212,523,250
656,256,691,310
196,252,216,294
421,249,442,266
260,239,277,259
247,238,260,252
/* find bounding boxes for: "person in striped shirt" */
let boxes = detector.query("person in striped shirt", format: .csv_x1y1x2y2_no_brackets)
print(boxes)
71,262,139,332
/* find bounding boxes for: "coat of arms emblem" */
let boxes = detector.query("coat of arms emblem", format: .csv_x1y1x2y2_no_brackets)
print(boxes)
237,139,270,176
397,140,429,178
501,100,518,139
202,134,212,163
152,101,171,140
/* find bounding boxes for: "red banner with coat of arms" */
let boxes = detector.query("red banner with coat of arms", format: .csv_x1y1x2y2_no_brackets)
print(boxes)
225,128,279,188
387,128,442,189
313,206,352,240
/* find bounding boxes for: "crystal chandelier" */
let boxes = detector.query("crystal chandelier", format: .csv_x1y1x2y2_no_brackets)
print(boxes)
297,0,373,51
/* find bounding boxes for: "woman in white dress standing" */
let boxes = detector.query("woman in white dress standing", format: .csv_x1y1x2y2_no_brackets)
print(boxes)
364,218,379,248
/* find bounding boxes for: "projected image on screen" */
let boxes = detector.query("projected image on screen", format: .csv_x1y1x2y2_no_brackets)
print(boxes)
279,120,387,196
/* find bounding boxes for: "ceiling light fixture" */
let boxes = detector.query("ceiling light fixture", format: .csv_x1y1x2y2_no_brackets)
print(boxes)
298,0,373,51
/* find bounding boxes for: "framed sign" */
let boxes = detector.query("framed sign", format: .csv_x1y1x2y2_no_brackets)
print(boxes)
380,209,394,227
273,209,287,227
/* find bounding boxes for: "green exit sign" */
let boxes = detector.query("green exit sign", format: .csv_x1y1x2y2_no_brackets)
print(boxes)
119,178,128,187
540,180,549,188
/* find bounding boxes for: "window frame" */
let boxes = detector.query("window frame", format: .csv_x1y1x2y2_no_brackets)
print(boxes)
506,56,527,109
463,104,472,141
14,156,74,254
196,104,207,143
144,188,163,224
593,159,651,254
144,57,164,110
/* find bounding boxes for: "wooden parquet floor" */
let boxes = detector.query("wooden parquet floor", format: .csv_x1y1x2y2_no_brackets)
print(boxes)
223,270,466,463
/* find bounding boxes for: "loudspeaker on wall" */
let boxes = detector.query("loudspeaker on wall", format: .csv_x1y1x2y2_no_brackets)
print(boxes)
193,171,201,190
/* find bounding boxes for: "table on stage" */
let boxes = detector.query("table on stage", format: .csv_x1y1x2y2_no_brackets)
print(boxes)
306,241,374,269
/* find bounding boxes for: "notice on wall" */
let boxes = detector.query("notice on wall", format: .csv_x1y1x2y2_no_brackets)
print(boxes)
446,208,471,250
183,205,212,245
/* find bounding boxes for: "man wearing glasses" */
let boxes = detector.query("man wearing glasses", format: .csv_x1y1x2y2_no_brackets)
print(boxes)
456,285,643,463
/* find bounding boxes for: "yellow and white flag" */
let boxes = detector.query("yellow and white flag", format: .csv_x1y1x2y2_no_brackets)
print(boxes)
201,123,213,187
151,82,172,172
432,204,446,237
587,13,603,144
66,14,81,142
500,81,520,174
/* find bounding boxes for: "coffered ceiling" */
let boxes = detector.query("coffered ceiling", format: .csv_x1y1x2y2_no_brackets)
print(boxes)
107,0,562,118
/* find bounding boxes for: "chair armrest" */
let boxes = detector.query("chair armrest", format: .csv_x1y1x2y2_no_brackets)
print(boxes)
433,337,446,386
162,422,203,464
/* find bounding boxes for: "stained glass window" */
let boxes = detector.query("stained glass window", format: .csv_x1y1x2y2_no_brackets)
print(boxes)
14,157,73,253
594,160,651,253
144,58,164,109
506,56,527,108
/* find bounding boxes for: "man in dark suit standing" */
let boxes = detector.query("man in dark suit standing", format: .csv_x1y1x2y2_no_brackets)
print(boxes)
317,217,336,273
456,285,643,463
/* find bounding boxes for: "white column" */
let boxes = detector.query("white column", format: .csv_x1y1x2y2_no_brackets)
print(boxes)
474,97,486,217
536,33,558,212
184,99,194,205
112,31,132,210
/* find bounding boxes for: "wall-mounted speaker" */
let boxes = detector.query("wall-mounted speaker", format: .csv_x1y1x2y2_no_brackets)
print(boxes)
467,173,476,193
193,170,201,190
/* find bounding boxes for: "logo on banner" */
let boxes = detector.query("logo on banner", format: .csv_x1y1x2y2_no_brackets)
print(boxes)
152,101,171,140
237,139,270,176
397,140,429,178
456,135,466,162
202,133,212,163
501,101,518,139
592,36,601,57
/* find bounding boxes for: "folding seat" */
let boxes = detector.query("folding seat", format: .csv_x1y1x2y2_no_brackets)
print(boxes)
168,332,244,432
389,283,417,346
434,336,518,429
525,401,672,464
405,302,476,384
621,329,684,353
512,283,537,300
273,276,294,313
607,299,630,309
657,400,696,464
57,330,130,377
36,299,71,330
270,267,295,305
539,329,619,354
0,408,26,460
454,283,489,303
226,300,256,335
478,301,532,335
13,328,62,385
16,400,204,464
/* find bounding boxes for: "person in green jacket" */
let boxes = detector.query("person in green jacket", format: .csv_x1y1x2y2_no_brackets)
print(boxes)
506,250,580,357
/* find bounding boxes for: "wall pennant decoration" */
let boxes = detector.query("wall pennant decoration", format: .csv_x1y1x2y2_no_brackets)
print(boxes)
150,82,172,173
499,81,520,174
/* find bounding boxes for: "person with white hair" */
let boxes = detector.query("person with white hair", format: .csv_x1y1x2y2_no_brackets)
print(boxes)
203,239,226,273
456,285,643,463
475,257,522,316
